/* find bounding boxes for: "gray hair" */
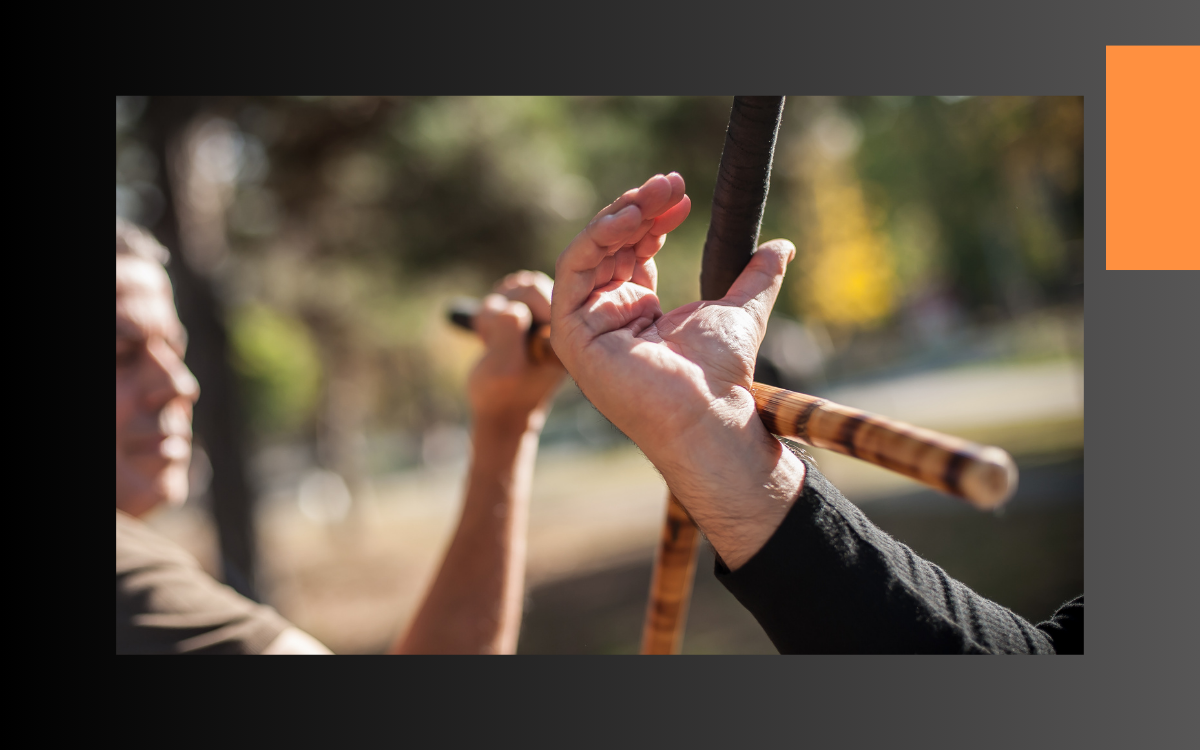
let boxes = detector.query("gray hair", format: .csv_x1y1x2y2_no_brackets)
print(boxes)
116,217,170,265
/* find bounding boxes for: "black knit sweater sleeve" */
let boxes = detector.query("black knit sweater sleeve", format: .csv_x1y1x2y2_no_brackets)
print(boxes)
714,460,1084,654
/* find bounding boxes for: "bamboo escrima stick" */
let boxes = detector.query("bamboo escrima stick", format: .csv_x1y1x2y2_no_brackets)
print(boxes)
751,383,1018,510
639,494,701,654
448,303,1020,512
640,96,788,654
447,93,1018,653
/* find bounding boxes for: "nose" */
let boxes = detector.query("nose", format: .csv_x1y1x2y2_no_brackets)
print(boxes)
144,339,200,407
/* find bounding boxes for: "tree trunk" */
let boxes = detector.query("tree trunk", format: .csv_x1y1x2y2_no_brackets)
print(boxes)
142,96,262,601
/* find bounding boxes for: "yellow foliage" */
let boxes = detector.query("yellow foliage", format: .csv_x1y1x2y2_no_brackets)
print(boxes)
802,160,897,327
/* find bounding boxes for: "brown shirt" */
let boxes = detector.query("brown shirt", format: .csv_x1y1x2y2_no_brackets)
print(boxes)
116,511,289,654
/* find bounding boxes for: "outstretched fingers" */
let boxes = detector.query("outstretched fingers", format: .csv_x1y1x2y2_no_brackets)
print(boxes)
604,172,686,232
647,194,692,248
631,193,691,260
721,239,797,344
554,173,688,318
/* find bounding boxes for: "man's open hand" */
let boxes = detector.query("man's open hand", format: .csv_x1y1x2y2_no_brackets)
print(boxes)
550,173,806,569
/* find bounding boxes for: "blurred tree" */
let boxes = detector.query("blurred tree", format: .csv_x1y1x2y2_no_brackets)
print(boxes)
228,304,321,435
135,95,263,600
120,94,1086,453
846,95,1084,321
117,96,1084,596
784,100,898,329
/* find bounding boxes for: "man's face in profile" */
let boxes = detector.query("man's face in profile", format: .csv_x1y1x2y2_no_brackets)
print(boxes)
115,256,200,517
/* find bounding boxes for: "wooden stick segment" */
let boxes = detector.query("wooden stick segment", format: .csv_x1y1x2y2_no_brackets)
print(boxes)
640,493,701,654
447,308,1018,510
639,95,787,656
700,96,787,301
525,322,554,365
750,382,1018,510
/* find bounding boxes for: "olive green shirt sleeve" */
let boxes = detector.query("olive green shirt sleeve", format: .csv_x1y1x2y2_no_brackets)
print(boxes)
117,511,290,655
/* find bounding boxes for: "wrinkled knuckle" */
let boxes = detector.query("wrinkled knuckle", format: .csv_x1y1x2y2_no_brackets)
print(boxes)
756,248,788,275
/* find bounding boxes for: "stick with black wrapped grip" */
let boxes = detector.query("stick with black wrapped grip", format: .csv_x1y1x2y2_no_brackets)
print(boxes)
641,96,787,655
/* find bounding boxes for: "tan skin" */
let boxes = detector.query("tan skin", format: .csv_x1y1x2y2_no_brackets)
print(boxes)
117,256,564,654
550,173,806,571
394,271,564,654
116,257,200,519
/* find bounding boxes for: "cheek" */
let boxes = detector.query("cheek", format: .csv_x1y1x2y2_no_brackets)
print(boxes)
115,379,137,434
116,454,192,510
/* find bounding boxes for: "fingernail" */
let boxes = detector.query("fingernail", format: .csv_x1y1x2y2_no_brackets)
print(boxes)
613,205,639,221
764,239,796,262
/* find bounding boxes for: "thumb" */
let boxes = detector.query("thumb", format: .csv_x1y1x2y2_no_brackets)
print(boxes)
720,239,796,342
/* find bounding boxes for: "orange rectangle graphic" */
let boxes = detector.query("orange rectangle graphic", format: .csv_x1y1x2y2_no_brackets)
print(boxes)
1106,45,1200,270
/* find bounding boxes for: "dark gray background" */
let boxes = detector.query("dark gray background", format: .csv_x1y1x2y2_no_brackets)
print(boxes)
119,2,1196,742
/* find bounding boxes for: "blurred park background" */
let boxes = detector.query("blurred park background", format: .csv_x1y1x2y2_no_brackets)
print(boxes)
117,96,1084,654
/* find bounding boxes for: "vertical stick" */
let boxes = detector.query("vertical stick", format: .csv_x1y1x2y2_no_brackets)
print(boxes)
640,96,785,654
701,97,787,300
639,494,701,654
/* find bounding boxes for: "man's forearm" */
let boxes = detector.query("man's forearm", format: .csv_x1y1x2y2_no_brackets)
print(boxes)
716,457,1062,654
647,391,806,571
391,414,542,654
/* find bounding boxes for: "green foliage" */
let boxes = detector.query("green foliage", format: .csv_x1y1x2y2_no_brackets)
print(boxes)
118,96,1085,442
229,304,321,436
847,95,1084,315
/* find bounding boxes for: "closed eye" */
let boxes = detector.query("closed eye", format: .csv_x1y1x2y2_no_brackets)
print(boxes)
116,339,143,368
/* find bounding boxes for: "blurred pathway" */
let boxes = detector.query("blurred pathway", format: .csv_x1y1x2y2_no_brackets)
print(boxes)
815,358,1083,434
152,358,1084,652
